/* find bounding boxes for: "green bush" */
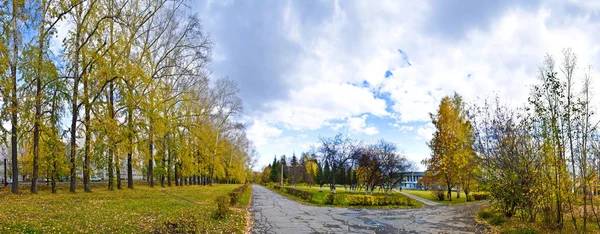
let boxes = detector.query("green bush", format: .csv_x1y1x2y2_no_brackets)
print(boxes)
432,190,446,201
229,191,240,205
215,196,230,219
346,195,369,206
346,195,410,206
284,187,314,201
324,193,344,205
472,192,490,201
477,209,493,220
501,227,538,234
488,215,505,226
229,184,249,206
406,197,413,206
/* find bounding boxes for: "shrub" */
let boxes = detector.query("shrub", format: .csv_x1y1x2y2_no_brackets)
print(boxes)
477,209,493,220
501,227,538,234
432,190,446,201
346,195,411,206
471,192,490,201
347,195,369,206
229,184,249,205
324,194,339,205
215,196,230,219
284,187,313,202
406,197,413,206
229,191,240,205
488,215,505,226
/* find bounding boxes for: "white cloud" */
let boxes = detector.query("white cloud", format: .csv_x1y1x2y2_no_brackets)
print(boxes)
405,152,429,171
379,7,600,123
263,82,388,130
246,119,283,147
398,125,414,132
346,115,379,135
49,18,72,55
416,123,435,141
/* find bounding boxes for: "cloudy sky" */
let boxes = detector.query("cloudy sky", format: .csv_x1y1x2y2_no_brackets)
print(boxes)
191,0,600,170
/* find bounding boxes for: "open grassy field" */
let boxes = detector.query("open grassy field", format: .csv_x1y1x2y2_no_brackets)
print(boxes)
0,183,251,233
404,190,473,205
265,184,423,208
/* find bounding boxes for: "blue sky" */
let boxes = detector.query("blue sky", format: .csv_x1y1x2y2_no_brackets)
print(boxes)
183,0,600,170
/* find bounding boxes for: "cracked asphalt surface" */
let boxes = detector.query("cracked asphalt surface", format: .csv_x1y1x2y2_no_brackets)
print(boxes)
250,185,488,234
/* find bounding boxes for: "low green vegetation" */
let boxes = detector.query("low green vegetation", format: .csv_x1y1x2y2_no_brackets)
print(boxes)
476,204,600,234
0,183,251,233
404,190,488,205
266,184,423,208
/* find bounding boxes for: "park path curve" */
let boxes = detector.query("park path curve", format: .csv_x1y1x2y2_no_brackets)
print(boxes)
250,185,488,234
394,189,441,206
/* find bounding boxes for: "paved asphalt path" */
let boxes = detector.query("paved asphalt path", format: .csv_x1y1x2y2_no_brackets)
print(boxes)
395,190,441,206
250,185,488,234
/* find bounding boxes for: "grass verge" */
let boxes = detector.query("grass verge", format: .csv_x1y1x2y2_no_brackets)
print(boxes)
0,183,250,233
264,184,423,209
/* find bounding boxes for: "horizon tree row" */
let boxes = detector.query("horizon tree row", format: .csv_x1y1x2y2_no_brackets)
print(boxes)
0,0,256,194
261,135,416,195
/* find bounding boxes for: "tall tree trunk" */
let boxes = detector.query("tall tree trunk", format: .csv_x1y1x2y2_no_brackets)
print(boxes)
51,159,57,194
10,0,20,195
107,141,114,191
50,90,59,194
3,159,6,187
127,106,133,189
148,123,154,187
116,152,122,190
167,135,172,186
107,82,115,190
69,5,82,193
211,131,220,186
83,65,91,192
107,1,115,191
31,4,45,194
175,163,179,186
446,174,452,201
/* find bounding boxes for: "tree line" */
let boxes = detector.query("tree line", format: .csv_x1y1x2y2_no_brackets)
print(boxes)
1,0,256,194
423,48,600,231
260,134,416,195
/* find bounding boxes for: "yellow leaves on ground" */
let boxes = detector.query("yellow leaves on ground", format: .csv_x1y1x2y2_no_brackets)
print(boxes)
0,184,250,233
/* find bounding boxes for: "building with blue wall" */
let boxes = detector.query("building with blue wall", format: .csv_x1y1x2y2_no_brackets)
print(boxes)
400,172,424,190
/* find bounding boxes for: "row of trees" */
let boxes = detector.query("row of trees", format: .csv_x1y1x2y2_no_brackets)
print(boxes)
260,135,416,195
424,48,600,231
472,49,598,231
1,0,255,194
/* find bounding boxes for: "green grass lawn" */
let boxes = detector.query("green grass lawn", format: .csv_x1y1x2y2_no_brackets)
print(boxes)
0,182,251,233
265,184,423,208
404,189,477,205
